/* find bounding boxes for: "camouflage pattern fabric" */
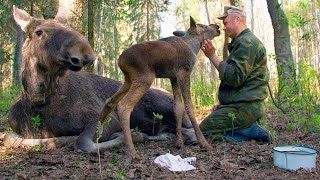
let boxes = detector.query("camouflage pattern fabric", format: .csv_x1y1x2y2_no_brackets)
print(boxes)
200,28,269,135
199,101,265,135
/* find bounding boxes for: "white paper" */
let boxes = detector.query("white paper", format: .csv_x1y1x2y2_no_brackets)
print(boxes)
154,153,197,172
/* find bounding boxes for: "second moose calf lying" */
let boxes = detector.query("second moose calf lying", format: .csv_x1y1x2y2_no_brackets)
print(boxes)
99,16,220,158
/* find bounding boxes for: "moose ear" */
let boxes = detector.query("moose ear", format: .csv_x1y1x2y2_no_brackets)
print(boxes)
173,31,186,37
13,5,31,32
54,6,68,24
190,16,197,30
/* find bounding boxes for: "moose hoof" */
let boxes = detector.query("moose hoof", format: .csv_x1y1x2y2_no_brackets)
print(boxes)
3,132,23,148
200,142,212,151
175,138,185,149
75,137,97,153
127,149,140,160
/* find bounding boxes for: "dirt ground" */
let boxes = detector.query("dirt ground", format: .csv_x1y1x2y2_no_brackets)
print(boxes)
0,109,319,180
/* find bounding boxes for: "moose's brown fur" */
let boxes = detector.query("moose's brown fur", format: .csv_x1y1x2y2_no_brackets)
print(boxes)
5,6,193,152
99,17,220,158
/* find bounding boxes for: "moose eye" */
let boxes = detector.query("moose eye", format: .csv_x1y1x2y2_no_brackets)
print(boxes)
35,30,43,37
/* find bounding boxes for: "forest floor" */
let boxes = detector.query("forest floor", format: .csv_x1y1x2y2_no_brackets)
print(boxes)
0,109,319,180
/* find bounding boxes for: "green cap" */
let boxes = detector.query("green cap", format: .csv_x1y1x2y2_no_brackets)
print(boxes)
217,5,247,20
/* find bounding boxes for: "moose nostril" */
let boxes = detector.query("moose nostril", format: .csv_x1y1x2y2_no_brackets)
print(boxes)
39,82,45,91
70,57,80,65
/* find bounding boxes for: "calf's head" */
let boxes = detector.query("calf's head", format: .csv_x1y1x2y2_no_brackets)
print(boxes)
174,16,220,41
13,6,95,105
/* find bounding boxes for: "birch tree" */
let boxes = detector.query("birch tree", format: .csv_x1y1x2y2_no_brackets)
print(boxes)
267,0,296,96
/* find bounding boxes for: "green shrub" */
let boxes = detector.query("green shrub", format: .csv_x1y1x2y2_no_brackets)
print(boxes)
0,85,21,119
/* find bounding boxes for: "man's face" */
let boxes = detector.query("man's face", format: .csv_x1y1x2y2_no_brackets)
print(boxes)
222,15,238,38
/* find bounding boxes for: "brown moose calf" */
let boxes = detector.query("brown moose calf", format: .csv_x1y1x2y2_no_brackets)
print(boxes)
99,17,220,158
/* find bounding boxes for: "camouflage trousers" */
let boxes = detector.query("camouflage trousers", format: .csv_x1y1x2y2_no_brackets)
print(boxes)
199,101,266,137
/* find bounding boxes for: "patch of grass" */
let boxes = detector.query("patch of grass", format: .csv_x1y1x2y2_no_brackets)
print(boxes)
198,153,210,162
110,153,122,166
73,155,86,166
163,144,173,150
31,145,44,151
114,169,126,180
191,80,217,107
8,161,27,173
0,85,22,119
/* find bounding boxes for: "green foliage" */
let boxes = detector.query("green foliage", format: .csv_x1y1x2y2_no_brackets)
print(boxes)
306,114,320,131
73,155,86,166
191,80,217,107
114,169,125,180
96,117,112,140
32,115,41,127
0,85,21,119
133,126,141,133
207,133,231,142
153,112,163,122
31,144,44,151
152,112,163,136
273,60,320,133
163,144,173,150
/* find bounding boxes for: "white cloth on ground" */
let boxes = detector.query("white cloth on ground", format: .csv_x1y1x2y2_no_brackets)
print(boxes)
154,153,196,172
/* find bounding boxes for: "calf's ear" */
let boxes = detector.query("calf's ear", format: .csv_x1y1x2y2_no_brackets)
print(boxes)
54,6,68,24
13,5,31,32
190,16,197,31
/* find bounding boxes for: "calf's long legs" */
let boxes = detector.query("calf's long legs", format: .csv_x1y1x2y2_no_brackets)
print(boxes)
111,75,154,158
178,73,212,150
98,77,131,125
170,78,185,149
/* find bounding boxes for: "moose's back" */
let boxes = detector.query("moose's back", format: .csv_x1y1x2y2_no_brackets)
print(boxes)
9,70,182,140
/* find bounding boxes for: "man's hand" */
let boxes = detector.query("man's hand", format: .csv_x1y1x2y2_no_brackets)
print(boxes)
201,39,216,59
201,39,221,69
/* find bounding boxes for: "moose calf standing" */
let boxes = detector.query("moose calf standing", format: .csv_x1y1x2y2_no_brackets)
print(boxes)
99,17,220,158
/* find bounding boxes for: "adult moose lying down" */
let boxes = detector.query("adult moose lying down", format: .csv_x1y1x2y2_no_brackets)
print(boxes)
4,6,194,153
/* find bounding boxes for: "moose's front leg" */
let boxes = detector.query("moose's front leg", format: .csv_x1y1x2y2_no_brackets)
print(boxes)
170,78,185,149
179,74,212,151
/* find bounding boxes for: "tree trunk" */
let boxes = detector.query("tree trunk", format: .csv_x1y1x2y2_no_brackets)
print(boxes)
95,0,104,75
266,0,296,94
12,2,28,85
204,0,217,82
312,0,319,73
147,0,150,41
205,0,210,24
86,0,94,72
113,19,119,80
222,0,237,60
12,27,24,86
250,0,254,33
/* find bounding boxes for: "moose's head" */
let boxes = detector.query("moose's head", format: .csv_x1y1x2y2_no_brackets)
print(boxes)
174,16,220,40
13,6,95,105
